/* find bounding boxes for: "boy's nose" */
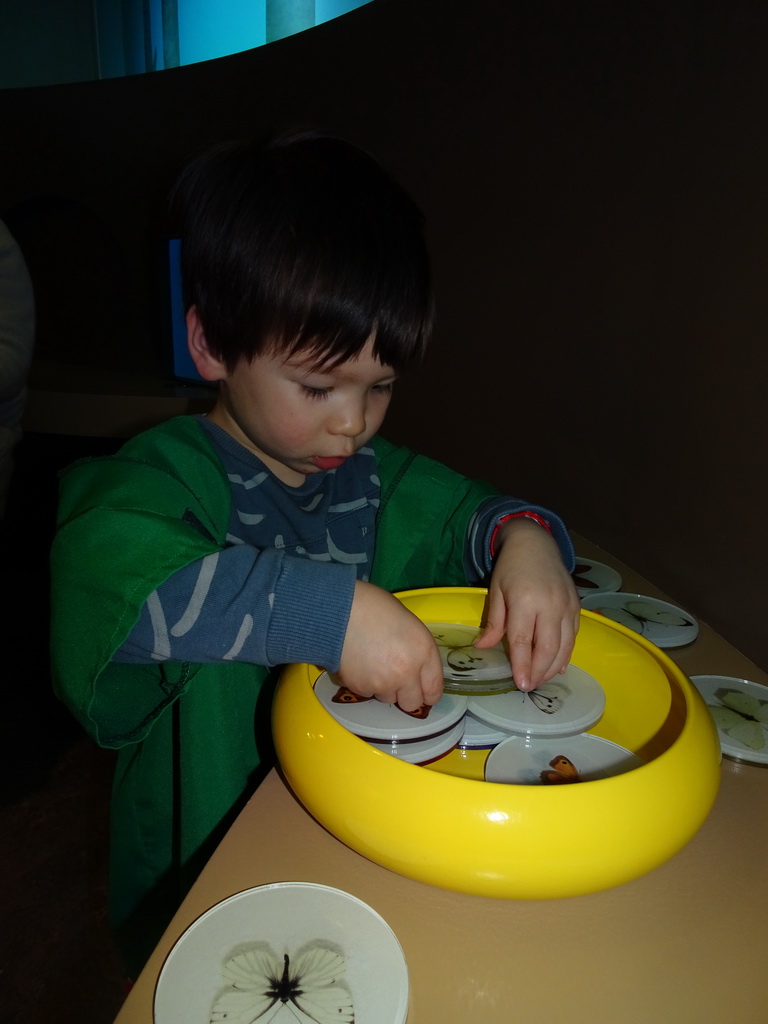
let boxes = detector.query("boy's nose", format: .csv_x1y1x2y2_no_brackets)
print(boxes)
328,401,366,439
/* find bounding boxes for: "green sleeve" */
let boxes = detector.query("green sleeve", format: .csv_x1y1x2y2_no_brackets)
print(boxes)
50,417,231,747
370,435,499,593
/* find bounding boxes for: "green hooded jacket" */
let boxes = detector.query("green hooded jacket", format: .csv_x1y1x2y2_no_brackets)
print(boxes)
51,416,499,975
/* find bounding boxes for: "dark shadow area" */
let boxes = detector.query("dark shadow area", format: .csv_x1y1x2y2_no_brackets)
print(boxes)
0,431,121,801
0,431,126,1022
3,198,140,374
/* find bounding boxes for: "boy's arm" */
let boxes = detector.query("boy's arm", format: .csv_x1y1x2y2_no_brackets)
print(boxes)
114,544,356,672
116,547,443,712
465,495,575,582
370,437,579,695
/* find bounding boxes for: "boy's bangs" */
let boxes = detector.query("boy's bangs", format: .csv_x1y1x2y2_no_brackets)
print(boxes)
267,277,432,373
279,327,420,374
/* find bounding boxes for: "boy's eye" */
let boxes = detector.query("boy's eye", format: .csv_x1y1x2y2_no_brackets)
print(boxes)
371,382,394,395
300,385,332,399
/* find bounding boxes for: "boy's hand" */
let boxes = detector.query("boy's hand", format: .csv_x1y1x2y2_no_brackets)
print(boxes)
338,581,444,711
474,519,580,692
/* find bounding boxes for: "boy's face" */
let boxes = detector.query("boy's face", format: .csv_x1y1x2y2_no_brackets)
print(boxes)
190,313,396,486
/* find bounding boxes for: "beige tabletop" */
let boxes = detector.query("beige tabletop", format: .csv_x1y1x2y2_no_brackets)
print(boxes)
115,536,768,1024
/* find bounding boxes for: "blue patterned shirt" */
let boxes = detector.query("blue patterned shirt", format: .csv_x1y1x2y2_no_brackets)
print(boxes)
114,417,569,672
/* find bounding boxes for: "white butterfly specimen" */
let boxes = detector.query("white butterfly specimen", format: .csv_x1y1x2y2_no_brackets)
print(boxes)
210,946,354,1024
597,600,692,636
513,681,567,715
708,690,768,752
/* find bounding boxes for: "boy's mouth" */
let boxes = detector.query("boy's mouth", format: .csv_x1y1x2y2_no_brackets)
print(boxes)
311,455,348,471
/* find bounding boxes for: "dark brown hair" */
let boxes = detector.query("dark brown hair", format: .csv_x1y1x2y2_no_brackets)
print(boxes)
171,129,434,372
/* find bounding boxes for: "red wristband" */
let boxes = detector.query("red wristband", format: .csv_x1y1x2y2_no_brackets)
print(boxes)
490,511,552,558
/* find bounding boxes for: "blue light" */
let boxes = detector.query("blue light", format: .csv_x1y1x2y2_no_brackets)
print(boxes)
95,0,374,77
178,0,266,67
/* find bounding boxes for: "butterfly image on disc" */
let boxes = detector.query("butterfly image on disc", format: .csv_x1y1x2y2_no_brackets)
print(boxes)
468,664,606,739
708,694,768,750
210,945,354,1024
581,593,698,648
331,685,430,720
313,671,467,742
525,684,565,715
485,733,643,785
427,622,515,694
571,558,622,598
153,883,409,1024
540,754,581,785
691,675,768,764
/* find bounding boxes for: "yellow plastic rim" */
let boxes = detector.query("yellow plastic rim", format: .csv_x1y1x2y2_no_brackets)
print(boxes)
273,588,721,899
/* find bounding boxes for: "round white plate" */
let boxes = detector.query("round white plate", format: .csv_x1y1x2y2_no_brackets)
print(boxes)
485,733,643,785
427,622,515,689
690,674,768,766
468,665,605,739
368,718,466,764
580,592,698,648
572,557,623,598
154,882,409,1024
459,710,512,749
314,671,468,741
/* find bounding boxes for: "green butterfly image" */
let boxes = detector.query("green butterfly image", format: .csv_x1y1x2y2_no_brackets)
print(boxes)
708,690,768,751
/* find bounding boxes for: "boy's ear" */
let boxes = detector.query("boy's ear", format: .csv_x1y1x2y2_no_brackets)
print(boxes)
187,306,227,381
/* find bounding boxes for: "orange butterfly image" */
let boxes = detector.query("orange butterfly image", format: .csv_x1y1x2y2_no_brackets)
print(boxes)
331,686,431,719
540,755,581,785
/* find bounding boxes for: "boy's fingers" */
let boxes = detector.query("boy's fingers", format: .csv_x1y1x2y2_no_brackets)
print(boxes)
391,647,443,712
420,651,446,705
509,609,573,691
395,687,425,713
395,676,442,712
507,633,534,691
479,612,579,690
529,641,563,689
474,592,507,649
474,625,503,649
528,616,578,689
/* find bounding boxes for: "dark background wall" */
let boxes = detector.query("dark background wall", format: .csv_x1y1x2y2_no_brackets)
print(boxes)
1,0,766,668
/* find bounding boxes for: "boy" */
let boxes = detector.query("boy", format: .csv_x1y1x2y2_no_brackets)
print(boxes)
50,130,579,977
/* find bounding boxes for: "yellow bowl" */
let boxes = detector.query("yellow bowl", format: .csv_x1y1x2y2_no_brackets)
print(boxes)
273,587,721,899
